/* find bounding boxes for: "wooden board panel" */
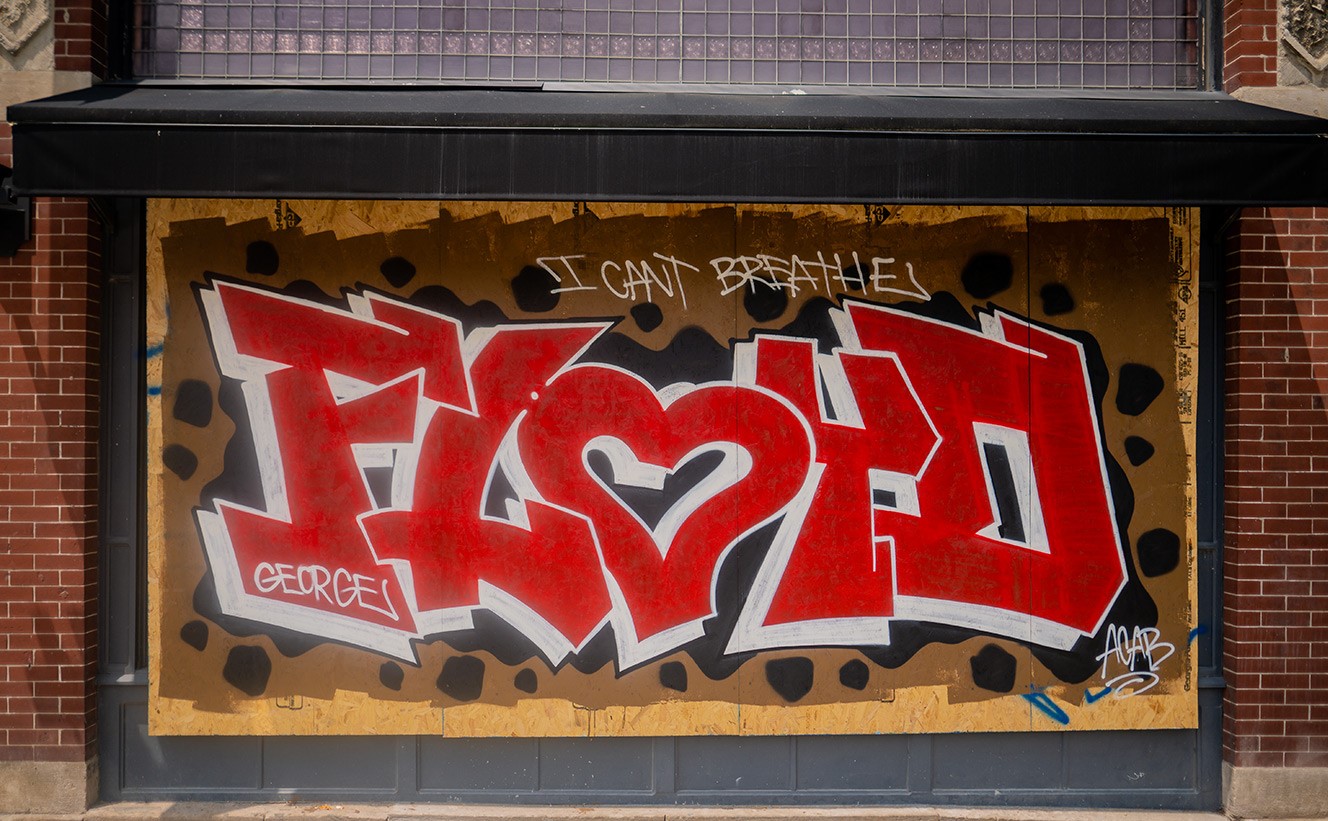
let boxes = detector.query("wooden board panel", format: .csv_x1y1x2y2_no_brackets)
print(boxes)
147,200,1198,736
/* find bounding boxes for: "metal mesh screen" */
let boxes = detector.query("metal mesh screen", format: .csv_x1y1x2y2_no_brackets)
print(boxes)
134,0,1200,88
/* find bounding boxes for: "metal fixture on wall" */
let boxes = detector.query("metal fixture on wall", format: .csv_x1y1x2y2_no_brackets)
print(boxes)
0,166,32,257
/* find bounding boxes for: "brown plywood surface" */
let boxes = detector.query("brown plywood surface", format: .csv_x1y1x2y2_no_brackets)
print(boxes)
148,200,1197,736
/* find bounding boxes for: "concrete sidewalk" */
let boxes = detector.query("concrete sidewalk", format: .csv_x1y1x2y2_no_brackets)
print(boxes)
0,803,1274,821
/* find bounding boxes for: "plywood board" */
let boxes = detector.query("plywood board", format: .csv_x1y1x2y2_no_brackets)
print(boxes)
148,200,1198,736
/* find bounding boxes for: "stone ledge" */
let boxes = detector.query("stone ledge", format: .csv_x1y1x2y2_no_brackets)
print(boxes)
0,758,97,814
1231,85,1328,119
1224,762,1328,819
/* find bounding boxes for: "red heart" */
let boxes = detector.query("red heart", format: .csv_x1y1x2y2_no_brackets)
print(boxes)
521,365,811,660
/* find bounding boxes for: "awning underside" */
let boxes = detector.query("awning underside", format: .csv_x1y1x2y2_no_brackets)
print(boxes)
10,85,1328,204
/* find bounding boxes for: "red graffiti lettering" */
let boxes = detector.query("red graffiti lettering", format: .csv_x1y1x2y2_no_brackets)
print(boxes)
521,366,810,666
195,283,1126,665
847,303,1125,646
728,336,938,651
362,319,615,660
198,283,421,657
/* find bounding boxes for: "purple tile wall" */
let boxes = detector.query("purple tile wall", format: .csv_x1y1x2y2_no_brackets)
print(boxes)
134,0,1199,88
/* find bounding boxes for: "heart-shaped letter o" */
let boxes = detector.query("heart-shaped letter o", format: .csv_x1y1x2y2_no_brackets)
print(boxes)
520,365,812,658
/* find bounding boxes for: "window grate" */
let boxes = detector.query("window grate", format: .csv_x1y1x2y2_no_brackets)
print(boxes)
134,0,1201,94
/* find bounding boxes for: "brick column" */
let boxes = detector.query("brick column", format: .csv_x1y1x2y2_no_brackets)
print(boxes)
0,0,106,801
1222,0,1278,91
1222,206,1328,817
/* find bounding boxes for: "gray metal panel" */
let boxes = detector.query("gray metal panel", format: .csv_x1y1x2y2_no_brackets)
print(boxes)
675,737,792,793
99,690,1216,807
262,737,400,791
417,738,539,793
98,198,146,680
537,739,656,792
931,732,1063,792
118,699,263,791
1063,730,1197,791
794,736,910,792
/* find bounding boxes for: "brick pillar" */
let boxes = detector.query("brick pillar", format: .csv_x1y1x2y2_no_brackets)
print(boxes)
1223,206,1328,818
0,0,108,807
1222,0,1278,91
0,140,102,815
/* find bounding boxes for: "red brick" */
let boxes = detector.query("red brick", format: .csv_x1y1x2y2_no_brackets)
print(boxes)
1225,209,1328,764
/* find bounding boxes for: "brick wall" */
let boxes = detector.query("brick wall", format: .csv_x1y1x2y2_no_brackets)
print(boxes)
1223,207,1328,769
0,0,107,792
53,0,109,78
0,129,102,767
1223,0,1278,90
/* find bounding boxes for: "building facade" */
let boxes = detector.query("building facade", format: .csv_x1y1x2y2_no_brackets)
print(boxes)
1,0,1326,815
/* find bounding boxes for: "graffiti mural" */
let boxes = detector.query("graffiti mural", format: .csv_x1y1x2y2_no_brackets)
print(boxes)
149,202,1198,736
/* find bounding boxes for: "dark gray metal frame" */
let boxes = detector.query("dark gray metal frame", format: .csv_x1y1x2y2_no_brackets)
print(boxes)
93,197,1225,808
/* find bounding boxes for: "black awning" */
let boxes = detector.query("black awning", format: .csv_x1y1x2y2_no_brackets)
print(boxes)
9,84,1328,204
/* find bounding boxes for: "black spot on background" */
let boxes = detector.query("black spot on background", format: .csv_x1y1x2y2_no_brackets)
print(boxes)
1116,363,1164,416
582,327,732,392
379,662,404,691
839,264,869,292
659,661,688,692
743,281,788,322
1137,528,1181,577
859,622,982,673
514,669,538,694
438,655,486,702
245,241,279,276
436,610,547,668
278,279,336,306
512,264,560,313
631,302,664,332
890,290,985,333
765,657,814,703
566,626,617,676
1039,283,1075,315
222,646,271,696
380,256,417,289
775,297,845,355
180,620,208,651
969,643,1017,693
1124,436,1156,466
839,659,869,690
961,253,1013,299
172,380,214,428
409,285,507,335
163,445,198,480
